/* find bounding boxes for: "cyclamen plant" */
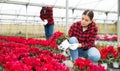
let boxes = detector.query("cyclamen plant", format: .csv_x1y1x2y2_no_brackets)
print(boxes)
74,58,106,71
0,35,70,71
99,47,109,63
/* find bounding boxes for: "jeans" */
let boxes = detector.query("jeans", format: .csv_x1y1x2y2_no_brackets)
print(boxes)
69,37,101,62
44,24,54,39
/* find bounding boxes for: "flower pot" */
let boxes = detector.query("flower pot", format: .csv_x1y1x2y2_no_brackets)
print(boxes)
119,62,120,67
113,62,119,68
101,63,107,69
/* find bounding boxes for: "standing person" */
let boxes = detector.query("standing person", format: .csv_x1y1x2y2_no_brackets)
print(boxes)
40,6,54,39
68,10,101,63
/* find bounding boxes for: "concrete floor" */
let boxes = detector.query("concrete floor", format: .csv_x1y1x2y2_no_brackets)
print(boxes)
107,68,120,71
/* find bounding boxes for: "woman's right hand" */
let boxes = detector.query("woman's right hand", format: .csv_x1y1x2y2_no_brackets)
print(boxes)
69,43,82,50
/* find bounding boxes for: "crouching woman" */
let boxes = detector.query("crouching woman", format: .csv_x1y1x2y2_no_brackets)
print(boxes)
68,10,101,63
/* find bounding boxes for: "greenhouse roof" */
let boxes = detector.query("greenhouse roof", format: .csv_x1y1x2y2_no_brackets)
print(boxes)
0,0,119,24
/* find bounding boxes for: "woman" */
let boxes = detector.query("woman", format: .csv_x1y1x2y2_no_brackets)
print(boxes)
40,6,54,39
68,10,101,63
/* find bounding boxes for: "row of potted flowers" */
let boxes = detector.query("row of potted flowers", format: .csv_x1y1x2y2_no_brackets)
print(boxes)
97,45,120,69
0,31,107,71
0,42,106,71
96,34,117,41
0,41,69,71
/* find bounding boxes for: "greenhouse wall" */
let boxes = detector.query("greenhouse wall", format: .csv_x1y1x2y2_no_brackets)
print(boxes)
0,23,117,38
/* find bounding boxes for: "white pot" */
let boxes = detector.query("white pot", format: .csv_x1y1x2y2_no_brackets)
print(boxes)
113,62,119,68
101,63,107,69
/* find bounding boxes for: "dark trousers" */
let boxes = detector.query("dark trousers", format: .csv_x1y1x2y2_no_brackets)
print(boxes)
44,24,54,39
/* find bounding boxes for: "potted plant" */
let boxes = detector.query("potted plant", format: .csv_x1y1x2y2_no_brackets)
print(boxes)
99,47,109,69
111,49,120,68
74,57,106,71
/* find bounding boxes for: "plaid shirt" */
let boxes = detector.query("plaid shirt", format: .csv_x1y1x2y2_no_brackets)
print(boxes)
68,21,98,50
40,6,54,25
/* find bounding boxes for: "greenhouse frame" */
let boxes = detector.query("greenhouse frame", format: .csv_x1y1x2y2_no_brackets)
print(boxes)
0,0,120,71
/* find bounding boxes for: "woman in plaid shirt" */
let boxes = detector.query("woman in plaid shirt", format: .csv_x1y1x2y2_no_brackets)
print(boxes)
40,6,54,39
68,10,101,62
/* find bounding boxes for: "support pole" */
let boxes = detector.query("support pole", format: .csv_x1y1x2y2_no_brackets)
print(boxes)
117,0,120,44
25,4,28,39
105,12,108,35
66,0,69,35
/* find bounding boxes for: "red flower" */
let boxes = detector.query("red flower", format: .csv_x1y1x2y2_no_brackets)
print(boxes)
107,46,115,53
74,58,106,71
117,46,120,52
100,48,108,59
54,54,66,61
74,58,86,70
49,31,64,41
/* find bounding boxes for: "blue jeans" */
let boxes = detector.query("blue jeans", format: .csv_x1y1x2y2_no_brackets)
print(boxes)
69,37,101,62
44,24,54,39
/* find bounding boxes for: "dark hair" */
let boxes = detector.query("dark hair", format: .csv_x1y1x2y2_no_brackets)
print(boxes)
82,10,94,20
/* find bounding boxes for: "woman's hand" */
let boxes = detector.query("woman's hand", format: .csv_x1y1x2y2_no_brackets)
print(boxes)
69,43,82,50
78,43,82,48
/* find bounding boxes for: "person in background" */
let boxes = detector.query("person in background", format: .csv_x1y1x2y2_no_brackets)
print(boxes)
68,10,101,63
40,6,54,39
